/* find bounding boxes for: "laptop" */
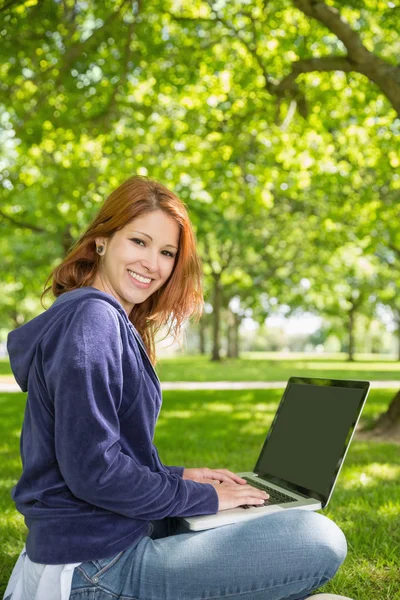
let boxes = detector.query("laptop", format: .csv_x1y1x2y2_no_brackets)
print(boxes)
182,377,370,531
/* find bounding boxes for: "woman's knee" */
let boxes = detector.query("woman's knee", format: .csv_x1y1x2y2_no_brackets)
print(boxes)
296,510,348,578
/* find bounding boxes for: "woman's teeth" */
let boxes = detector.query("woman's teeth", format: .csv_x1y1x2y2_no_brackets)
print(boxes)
128,270,152,284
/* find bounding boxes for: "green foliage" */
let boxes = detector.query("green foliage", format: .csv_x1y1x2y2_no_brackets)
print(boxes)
0,0,399,357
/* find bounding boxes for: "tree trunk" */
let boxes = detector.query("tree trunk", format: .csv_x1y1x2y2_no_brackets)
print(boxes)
211,274,222,361
397,320,400,362
198,318,206,355
233,312,241,359
9,308,20,329
62,224,74,256
226,310,235,358
371,389,400,440
347,306,355,362
226,325,234,358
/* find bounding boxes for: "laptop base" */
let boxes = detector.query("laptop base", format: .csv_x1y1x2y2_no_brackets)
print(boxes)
182,472,322,531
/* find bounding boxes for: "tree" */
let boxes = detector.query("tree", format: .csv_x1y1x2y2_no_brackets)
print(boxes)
1,0,399,436
296,247,379,360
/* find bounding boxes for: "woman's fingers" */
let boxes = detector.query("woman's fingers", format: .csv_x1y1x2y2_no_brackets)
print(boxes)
208,469,247,484
214,482,269,511
235,484,268,499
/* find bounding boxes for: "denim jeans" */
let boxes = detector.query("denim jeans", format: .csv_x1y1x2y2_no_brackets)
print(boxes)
69,509,347,600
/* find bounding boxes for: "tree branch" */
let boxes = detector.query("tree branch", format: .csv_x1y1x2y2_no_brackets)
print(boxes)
275,56,353,93
221,240,235,271
291,0,400,116
56,0,132,83
168,6,307,118
164,13,214,24
388,243,400,259
0,209,49,233
168,2,400,117
89,1,141,126
13,0,133,138
0,0,21,13
292,0,370,62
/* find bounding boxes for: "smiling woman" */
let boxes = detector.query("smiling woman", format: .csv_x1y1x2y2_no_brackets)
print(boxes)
5,175,349,600
92,211,180,314
42,175,204,366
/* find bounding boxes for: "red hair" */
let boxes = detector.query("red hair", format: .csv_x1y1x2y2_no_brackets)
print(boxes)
42,176,203,365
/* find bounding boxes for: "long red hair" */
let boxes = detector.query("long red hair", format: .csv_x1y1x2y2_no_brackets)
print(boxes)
42,176,203,365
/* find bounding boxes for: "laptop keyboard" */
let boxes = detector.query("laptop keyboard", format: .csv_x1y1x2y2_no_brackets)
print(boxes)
241,477,296,509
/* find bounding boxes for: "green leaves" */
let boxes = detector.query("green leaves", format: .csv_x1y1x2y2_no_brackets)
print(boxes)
0,0,399,342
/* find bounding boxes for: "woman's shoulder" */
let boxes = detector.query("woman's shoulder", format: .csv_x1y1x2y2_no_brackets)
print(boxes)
43,291,129,348
52,288,130,326
53,287,126,318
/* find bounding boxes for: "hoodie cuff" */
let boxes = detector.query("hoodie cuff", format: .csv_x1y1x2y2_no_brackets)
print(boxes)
168,465,185,477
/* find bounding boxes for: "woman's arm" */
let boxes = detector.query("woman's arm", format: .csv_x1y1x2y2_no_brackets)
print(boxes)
44,300,219,520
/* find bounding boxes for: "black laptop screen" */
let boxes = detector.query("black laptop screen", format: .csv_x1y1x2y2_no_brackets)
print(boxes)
255,381,367,502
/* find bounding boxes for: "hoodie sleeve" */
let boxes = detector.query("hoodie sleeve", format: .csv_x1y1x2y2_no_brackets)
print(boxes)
167,466,185,476
44,299,219,520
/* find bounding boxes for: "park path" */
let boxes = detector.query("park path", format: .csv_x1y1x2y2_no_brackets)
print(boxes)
0,376,399,393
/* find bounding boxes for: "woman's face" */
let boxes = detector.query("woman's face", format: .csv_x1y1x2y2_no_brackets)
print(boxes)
92,210,180,314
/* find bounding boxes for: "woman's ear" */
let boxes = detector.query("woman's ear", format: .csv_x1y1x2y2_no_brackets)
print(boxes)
95,238,107,256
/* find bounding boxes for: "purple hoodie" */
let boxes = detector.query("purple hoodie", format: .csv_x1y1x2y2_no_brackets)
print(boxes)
7,287,218,564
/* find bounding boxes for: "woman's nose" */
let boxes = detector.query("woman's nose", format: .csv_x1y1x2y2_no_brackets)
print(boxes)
140,250,159,273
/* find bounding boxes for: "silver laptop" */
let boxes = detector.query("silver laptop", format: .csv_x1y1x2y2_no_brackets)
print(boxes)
182,377,370,531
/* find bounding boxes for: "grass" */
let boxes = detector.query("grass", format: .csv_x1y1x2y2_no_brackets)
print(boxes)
0,388,399,599
155,354,400,382
0,360,12,376
2,353,400,381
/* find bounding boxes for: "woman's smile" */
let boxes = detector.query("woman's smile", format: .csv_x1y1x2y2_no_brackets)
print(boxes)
128,269,153,288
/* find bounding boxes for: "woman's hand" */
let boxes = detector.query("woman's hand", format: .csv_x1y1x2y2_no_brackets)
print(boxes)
212,481,269,511
182,467,246,485
182,468,269,510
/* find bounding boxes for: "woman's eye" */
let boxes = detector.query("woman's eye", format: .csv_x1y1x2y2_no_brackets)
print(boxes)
131,238,175,258
131,238,145,246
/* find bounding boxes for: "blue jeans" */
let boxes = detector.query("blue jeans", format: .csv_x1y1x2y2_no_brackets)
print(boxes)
70,510,347,600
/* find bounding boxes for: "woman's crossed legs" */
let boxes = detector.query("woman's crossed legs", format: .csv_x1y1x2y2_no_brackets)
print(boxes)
70,510,347,600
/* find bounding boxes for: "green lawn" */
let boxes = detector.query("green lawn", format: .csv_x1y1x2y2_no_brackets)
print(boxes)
0,388,399,599
0,360,11,376
154,354,400,382
2,352,400,381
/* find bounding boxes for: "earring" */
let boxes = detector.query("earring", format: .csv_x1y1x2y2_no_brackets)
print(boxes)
96,245,105,256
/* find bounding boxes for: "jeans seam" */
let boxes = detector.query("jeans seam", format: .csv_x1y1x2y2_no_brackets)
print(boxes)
85,585,137,600
76,567,96,586
189,574,329,600
70,583,137,600
95,550,126,578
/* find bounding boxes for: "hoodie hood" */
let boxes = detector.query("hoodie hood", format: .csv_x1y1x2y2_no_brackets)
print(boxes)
7,287,132,392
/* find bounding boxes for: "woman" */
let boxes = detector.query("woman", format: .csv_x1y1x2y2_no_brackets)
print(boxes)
5,176,349,600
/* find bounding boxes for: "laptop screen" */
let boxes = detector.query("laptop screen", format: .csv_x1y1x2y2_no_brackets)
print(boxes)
254,378,369,505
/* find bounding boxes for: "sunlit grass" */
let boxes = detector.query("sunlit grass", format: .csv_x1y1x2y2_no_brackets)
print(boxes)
153,354,400,382
0,388,399,599
339,463,400,489
2,353,400,381
240,352,399,361
0,360,12,376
